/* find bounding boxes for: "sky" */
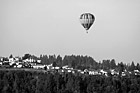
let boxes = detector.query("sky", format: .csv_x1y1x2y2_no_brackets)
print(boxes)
0,0,140,64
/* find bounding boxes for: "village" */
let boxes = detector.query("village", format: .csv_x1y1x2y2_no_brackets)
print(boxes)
0,55,140,77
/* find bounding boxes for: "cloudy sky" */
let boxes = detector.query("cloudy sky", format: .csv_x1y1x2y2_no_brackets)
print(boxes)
0,0,140,63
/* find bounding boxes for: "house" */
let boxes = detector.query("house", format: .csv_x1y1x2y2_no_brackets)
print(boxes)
16,63,23,68
9,61,16,66
32,65,45,69
14,57,20,62
44,64,53,70
37,60,41,63
67,69,72,72
80,71,84,74
134,70,140,75
0,57,4,62
89,71,95,75
23,57,40,63
54,66,60,69
134,70,139,73
0,62,2,65
0,57,3,65
62,65,68,69
110,69,118,75
9,57,15,62
122,72,126,76
100,69,108,76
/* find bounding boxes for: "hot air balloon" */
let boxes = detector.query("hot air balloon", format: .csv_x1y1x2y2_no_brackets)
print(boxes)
80,13,95,33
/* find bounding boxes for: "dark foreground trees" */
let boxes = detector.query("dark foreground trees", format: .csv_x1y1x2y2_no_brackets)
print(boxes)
0,70,140,93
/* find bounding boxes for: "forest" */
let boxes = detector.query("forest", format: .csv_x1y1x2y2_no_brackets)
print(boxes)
0,70,140,93
39,54,140,72
1,54,140,93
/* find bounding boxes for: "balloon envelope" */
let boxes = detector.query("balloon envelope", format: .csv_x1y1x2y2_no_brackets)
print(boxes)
80,13,95,32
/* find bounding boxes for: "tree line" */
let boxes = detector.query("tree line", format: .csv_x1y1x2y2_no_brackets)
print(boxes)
39,54,140,71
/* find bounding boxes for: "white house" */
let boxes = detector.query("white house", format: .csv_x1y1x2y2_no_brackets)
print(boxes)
33,65,45,69
62,65,68,69
67,69,72,72
80,71,84,74
14,57,20,62
122,72,126,76
0,62,2,65
110,69,118,75
9,58,15,62
17,64,22,68
37,60,41,63
134,70,139,72
89,71,95,75
45,64,53,70
52,66,60,69
100,69,108,76
0,57,3,62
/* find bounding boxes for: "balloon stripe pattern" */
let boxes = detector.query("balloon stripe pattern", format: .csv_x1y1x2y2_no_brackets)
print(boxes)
80,13,95,32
